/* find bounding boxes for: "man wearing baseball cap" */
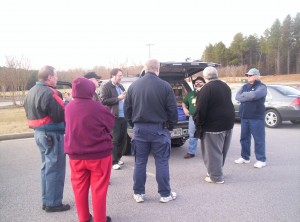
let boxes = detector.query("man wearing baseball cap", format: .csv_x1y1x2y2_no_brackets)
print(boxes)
84,72,101,101
234,68,267,168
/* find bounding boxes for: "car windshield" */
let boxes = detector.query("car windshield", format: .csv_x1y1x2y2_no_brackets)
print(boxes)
270,85,300,96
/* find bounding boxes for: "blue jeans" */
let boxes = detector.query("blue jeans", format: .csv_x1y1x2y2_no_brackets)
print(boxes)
34,130,66,207
132,123,172,197
187,116,199,155
240,119,266,162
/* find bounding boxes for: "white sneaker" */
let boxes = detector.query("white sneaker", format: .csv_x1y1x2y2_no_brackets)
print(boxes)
254,161,267,168
160,192,177,203
133,194,145,203
112,164,121,170
205,176,224,184
118,160,124,165
234,157,250,164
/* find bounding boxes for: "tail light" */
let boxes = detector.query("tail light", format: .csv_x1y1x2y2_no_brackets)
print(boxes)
291,98,300,106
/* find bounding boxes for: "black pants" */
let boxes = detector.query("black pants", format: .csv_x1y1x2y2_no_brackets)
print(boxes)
111,117,127,165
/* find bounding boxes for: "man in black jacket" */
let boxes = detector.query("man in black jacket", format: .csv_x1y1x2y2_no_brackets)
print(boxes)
100,68,127,170
193,66,235,184
124,59,178,203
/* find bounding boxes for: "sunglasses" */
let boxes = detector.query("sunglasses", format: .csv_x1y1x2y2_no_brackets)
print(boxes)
245,74,254,77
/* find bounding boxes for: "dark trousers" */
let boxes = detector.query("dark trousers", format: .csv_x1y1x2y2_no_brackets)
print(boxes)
111,117,127,165
240,118,266,162
132,123,172,197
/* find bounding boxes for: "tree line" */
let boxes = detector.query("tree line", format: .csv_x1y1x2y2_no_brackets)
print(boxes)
1,13,300,106
202,13,300,75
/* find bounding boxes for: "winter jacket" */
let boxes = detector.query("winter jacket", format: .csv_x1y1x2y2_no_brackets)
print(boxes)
236,80,267,120
24,81,65,133
100,80,125,117
193,79,235,132
64,77,115,160
124,72,178,130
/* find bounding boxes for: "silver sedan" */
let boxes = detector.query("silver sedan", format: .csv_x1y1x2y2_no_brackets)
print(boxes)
232,84,300,128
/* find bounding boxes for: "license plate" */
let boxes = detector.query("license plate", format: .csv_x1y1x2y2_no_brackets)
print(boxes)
171,128,182,137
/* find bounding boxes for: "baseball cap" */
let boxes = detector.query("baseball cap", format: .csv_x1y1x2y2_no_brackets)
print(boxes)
245,68,260,76
84,72,101,80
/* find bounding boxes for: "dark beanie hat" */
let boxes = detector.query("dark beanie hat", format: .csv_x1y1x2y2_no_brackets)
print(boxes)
192,76,206,85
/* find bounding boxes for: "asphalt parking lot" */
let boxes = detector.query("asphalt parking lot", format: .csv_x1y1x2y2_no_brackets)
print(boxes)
0,122,299,222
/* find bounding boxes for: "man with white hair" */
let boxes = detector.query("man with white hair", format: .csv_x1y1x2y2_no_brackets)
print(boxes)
193,66,235,184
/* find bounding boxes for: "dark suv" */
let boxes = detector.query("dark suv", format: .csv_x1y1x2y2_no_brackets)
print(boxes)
58,61,218,155
99,61,218,154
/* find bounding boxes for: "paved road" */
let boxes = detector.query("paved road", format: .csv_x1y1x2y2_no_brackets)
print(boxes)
0,122,300,222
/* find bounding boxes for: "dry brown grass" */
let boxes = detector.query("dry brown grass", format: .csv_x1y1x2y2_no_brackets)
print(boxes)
0,107,32,135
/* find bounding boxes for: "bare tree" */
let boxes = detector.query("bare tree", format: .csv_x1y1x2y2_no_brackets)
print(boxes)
3,56,31,106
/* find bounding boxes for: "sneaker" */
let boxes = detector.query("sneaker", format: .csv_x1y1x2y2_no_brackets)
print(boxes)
254,161,267,168
133,194,145,203
234,157,250,164
205,176,224,184
184,153,195,159
118,160,124,165
160,192,177,203
112,164,121,170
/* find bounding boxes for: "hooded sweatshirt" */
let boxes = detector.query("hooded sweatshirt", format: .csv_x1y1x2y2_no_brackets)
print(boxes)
64,77,114,160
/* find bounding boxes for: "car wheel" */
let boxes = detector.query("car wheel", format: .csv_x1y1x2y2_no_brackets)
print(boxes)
290,120,300,124
123,134,132,156
265,109,282,128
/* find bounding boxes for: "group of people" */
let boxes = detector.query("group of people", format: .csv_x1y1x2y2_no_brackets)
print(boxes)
23,60,267,222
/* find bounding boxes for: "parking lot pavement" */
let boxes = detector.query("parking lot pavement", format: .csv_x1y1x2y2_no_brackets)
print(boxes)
0,122,300,222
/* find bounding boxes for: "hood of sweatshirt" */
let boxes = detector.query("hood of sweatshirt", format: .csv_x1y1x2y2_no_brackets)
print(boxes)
72,77,96,99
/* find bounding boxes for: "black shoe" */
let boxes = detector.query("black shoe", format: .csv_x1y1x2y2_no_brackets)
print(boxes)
45,204,71,212
106,216,112,222
86,214,93,222
42,204,46,210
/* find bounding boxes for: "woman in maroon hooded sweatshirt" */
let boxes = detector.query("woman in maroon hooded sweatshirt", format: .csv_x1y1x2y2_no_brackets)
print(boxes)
64,77,114,222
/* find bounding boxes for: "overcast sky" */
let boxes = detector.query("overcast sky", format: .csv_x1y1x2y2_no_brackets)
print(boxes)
0,0,298,70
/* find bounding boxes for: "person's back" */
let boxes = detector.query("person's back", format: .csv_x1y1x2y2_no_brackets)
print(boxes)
193,66,234,184
64,77,114,222
64,77,114,159
124,59,178,203
197,79,235,132
126,72,177,128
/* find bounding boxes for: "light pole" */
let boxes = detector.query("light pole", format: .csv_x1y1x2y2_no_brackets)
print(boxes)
146,43,154,58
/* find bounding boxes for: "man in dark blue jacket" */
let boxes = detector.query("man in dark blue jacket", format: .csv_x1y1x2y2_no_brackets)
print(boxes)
124,59,178,203
234,68,267,168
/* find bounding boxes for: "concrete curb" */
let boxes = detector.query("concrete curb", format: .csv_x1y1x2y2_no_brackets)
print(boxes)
0,132,34,141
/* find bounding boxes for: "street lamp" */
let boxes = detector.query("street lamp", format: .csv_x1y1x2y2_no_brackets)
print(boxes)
146,43,154,58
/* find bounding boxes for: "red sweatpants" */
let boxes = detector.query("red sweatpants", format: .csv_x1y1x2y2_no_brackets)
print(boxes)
69,155,112,222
